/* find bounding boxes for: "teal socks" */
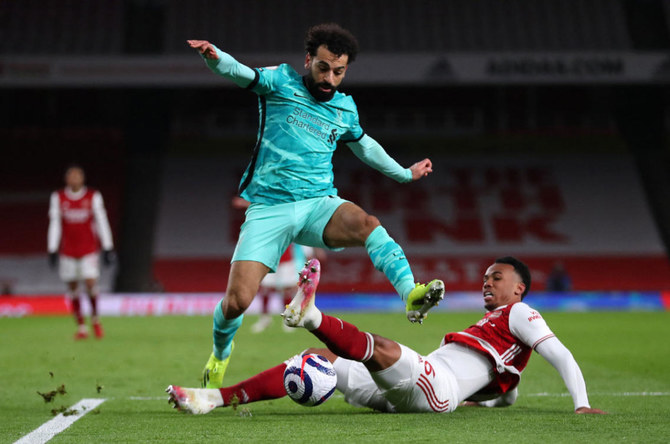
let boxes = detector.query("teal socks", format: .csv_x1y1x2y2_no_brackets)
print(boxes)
212,299,243,360
365,226,415,301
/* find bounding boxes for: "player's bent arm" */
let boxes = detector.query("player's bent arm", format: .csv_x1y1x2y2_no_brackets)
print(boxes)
534,337,592,411
47,192,62,253
346,135,412,183
201,45,256,88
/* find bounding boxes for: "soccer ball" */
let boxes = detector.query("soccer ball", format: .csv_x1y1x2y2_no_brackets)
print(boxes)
283,353,337,407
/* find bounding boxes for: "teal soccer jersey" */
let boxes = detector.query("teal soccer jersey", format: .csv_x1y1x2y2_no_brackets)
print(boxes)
239,64,364,204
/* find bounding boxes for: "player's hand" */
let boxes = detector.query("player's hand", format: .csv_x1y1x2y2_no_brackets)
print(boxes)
409,158,433,180
48,252,58,270
102,250,116,267
187,40,219,60
575,406,608,414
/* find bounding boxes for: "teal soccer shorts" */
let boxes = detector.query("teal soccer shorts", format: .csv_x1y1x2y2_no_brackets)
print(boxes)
231,196,348,271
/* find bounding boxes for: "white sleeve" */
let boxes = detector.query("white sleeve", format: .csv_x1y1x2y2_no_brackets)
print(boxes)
92,191,114,250
346,134,412,183
510,303,591,411
47,192,62,253
535,337,591,410
508,302,555,349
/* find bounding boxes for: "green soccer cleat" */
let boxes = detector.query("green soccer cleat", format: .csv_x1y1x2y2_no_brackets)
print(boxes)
201,341,234,388
405,279,445,324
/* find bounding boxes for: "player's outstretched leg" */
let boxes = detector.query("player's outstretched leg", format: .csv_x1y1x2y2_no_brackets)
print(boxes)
282,259,321,329
405,279,445,323
166,385,222,415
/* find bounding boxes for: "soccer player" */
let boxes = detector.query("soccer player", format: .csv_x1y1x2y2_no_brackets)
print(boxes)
188,23,445,388
167,257,607,415
48,165,115,340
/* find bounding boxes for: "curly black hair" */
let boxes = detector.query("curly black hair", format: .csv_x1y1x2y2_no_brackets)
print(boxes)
304,23,359,63
494,256,531,299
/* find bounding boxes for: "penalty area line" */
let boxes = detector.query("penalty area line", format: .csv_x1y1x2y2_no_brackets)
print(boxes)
14,398,106,444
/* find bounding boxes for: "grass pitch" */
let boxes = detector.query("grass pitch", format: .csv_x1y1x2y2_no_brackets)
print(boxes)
1,311,669,443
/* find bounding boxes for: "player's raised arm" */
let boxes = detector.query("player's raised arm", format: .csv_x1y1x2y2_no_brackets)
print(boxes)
187,40,257,88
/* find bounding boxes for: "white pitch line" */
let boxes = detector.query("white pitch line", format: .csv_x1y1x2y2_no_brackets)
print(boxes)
14,398,106,444
527,392,670,397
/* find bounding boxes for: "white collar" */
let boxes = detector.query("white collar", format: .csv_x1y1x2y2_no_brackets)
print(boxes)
64,186,87,200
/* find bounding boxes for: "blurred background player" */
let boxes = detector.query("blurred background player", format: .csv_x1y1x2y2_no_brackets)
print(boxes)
48,165,115,339
190,23,444,389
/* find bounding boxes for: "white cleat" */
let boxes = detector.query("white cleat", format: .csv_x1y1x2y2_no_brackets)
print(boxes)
166,385,220,415
282,259,320,328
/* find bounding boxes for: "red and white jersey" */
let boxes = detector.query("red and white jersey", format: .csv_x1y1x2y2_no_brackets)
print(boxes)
48,186,114,258
442,302,555,397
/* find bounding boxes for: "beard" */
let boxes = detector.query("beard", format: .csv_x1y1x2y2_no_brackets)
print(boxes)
303,75,337,102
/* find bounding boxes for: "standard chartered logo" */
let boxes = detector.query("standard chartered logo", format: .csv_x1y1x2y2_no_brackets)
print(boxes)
286,106,338,144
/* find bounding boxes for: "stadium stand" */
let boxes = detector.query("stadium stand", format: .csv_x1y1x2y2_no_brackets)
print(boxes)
1,0,669,296
1,0,633,55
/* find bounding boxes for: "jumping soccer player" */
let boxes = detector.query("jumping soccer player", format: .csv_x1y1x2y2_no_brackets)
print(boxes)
188,23,444,388
48,165,114,340
167,257,607,415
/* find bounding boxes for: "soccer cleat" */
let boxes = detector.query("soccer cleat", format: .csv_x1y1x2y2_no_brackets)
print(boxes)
166,385,220,415
282,259,320,329
93,322,104,339
405,279,445,324
202,341,234,389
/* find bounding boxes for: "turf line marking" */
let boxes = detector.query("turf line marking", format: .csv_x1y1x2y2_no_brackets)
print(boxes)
528,392,670,397
14,398,106,444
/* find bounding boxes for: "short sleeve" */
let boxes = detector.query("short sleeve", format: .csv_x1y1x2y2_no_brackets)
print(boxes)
508,303,555,349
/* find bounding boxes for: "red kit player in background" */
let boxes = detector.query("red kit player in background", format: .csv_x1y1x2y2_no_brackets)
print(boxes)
48,165,115,339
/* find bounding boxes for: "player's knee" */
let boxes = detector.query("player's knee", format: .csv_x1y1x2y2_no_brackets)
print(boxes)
363,214,381,233
370,334,401,365
221,288,255,316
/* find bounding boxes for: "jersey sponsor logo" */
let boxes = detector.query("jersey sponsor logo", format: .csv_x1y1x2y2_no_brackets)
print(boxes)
63,208,91,223
285,106,336,143
528,311,542,322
